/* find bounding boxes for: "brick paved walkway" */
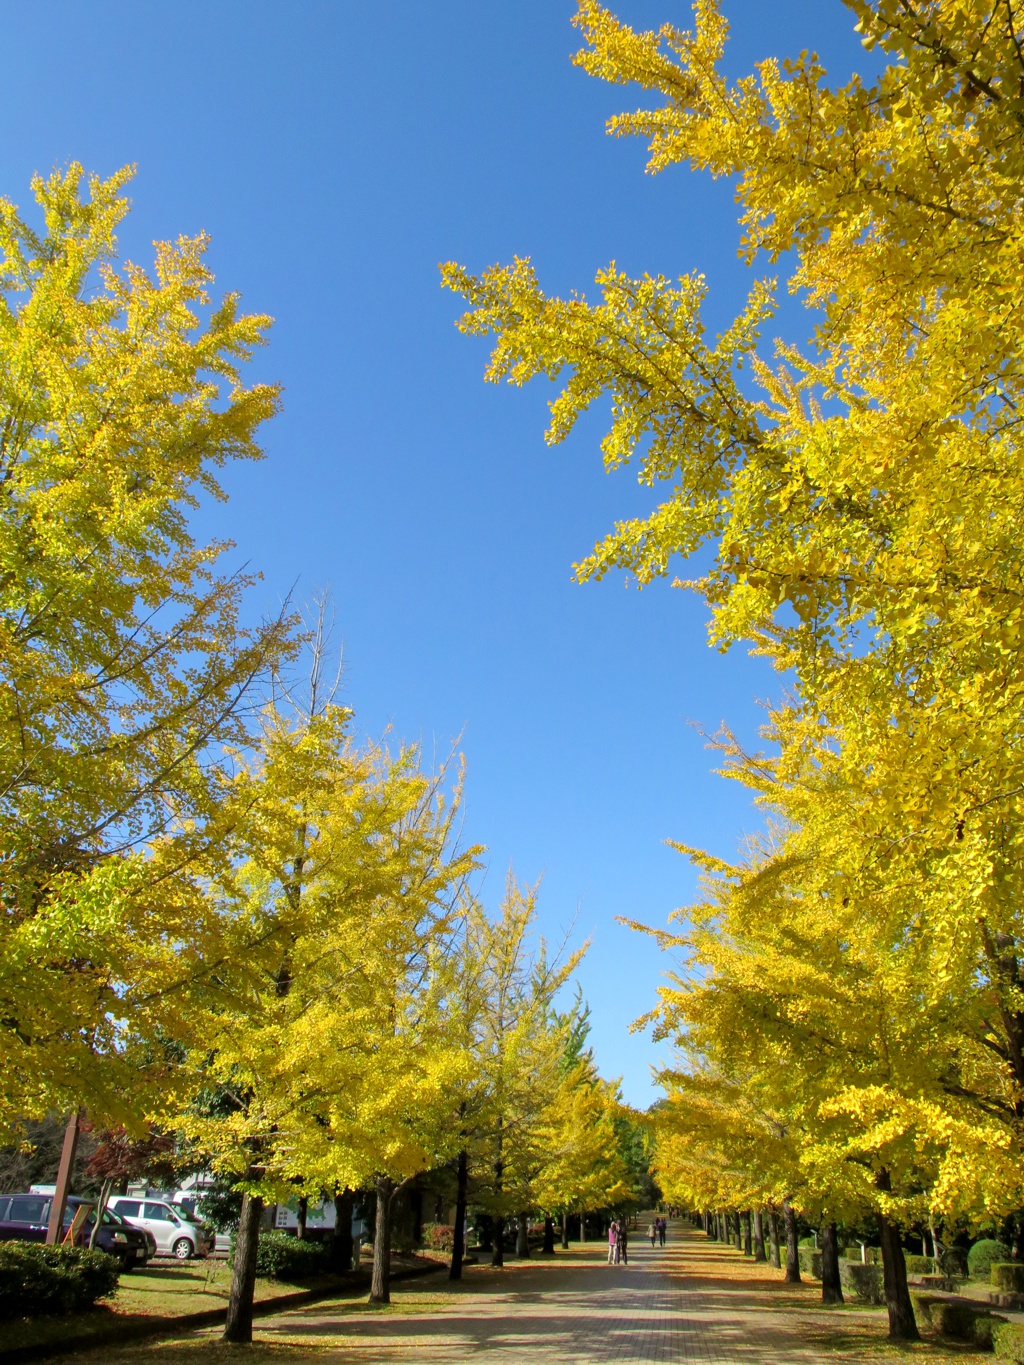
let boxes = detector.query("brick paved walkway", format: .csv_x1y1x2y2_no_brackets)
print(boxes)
244,1220,911,1363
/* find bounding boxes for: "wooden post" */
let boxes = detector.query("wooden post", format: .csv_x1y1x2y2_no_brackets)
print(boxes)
45,1112,81,1245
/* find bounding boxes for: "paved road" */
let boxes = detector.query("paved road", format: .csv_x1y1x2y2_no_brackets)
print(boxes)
249,1221,891,1363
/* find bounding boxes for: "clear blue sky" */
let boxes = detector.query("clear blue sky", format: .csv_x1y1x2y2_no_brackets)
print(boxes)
2,1,868,1106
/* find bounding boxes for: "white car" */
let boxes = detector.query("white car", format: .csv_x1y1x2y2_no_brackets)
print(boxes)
108,1196,213,1260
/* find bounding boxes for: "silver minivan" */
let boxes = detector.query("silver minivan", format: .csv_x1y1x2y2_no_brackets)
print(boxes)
108,1196,212,1260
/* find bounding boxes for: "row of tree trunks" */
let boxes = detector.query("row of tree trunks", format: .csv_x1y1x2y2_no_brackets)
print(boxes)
701,1199,916,1341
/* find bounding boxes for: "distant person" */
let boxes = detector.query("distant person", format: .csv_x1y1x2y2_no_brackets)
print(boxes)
657,1217,666,1248
648,1220,657,1248
607,1219,619,1265
618,1218,629,1265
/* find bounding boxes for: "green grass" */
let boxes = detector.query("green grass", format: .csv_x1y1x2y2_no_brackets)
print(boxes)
0,1258,346,1356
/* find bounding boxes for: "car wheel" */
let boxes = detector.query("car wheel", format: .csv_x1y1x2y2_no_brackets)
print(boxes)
172,1238,193,1261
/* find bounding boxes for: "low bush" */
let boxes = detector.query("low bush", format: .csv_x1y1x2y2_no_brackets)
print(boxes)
970,1239,1012,1280
993,1263,1024,1293
420,1223,455,1253
977,1315,1008,1351
994,1320,1024,1361
839,1261,883,1304
0,1243,121,1320
910,1293,943,1325
843,1246,880,1265
939,1301,986,1340
904,1254,936,1277
797,1247,822,1278
250,1232,330,1282
798,1236,816,1248
941,1246,968,1277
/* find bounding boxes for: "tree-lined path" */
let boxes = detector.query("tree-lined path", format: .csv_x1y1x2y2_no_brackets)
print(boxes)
132,1220,956,1365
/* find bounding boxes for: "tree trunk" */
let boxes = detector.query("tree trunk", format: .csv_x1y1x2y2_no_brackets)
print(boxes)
878,1208,918,1340
331,1190,354,1273
516,1211,530,1257
733,1211,742,1251
370,1175,394,1304
89,1178,115,1251
821,1221,844,1304
783,1199,801,1283
296,1195,308,1240
753,1209,767,1262
223,1191,263,1343
718,1211,727,1243
580,1212,586,1243
561,1212,569,1249
742,1209,752,1256
491,1120,504,1268
449,1148,468,1281
542,1215,555,1254
768,1210,782,1269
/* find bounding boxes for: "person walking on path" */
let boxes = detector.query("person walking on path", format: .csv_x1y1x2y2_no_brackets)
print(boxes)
618,1218,629,1265
607,1220,619,1265
657,1217,667,1248
648,1220,657,1249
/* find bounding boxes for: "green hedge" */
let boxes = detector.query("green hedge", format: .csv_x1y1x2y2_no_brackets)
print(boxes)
0,1243,121,1319
995,1321,1024,1362
844,1246,880,1265
993,1262,1024,1293
797,1247,822,1278
970,1239,1011,1279
839,1261,883,1304
251,1232,330,1282
937,1301,1004,1343
910,1293,943,1325
903,1254,935,1277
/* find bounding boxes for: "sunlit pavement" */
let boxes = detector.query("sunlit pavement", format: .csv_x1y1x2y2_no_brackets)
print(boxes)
249,1219,893,1363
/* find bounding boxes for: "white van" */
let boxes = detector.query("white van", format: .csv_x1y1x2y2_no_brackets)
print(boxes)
108,1196,213,1260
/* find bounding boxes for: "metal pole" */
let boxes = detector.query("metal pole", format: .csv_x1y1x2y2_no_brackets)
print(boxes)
45,1111,81,1245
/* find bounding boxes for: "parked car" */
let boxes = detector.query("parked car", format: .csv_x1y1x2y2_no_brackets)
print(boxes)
66,1197,151,1269
0,1193,150,1269
173,1198,230,1255
108,1196,212,1260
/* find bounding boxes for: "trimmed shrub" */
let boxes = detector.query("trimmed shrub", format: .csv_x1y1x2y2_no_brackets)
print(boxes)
839,1261,883,1304
910,1293,943,1326
798,1236,816,1248
970,1239,1012,1280
904,1254,935,1277
798,1247,823,1278
994,1320,1024,1362
977,1314,1008,1351
939,1301,988,1340
420,1223,455,1253
843,1246,880,1265
0,1243,121,1319
993,1263,1024,1293
251,1232,330,1282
